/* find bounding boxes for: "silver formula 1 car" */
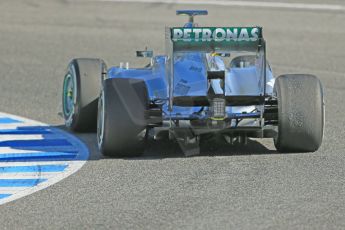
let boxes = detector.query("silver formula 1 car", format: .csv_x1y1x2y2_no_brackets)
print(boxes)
62,10,324,157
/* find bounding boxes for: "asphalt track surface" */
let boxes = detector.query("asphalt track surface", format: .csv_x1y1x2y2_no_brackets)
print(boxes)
0,0,345,229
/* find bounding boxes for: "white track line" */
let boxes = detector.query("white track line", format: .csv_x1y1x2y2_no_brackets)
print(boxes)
0,124,46,130
0,148,51,154
0,173,61,179
0,161,84,167
75,0,345,12
0,188,27,194
0,134,67,141
0,147,75,155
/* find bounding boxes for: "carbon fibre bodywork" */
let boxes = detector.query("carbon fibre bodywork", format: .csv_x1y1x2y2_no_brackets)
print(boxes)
107,53,275,121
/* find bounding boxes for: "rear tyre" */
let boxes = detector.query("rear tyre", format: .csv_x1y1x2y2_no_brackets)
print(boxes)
274,74,324,152
97,78,148,157
62,58,107,132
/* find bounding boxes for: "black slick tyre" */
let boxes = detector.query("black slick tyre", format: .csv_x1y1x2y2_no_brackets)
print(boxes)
97,78,148,157
274,74,324,152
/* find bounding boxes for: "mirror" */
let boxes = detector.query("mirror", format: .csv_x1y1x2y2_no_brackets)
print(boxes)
136,50,153,58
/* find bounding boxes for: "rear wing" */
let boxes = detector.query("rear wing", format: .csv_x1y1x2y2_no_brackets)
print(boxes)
165,26,267,110
166,27,263,52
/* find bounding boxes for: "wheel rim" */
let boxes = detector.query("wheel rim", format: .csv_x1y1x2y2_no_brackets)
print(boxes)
97,90,105,149
63,64,77,128
63,73,74,117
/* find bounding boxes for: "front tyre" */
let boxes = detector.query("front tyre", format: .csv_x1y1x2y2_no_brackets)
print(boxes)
274,74,325,152
97,78,148,157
